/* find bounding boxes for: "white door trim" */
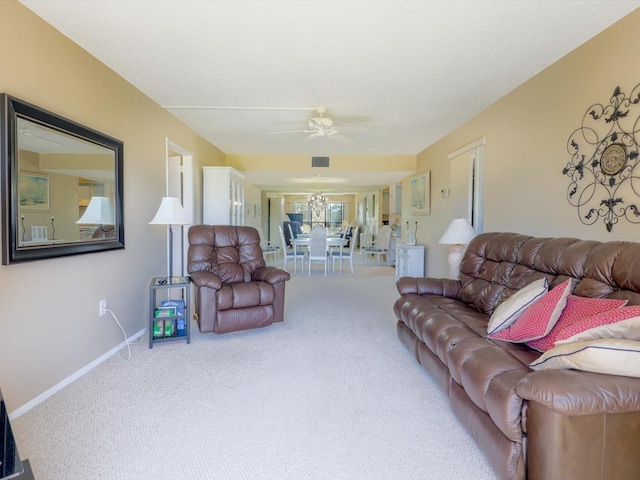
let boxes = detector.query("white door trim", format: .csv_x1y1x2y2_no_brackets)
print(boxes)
448,137,485,233
448,136,486,160
165,139,194,277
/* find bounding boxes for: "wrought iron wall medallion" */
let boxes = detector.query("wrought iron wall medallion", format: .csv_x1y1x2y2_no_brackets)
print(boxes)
563,84,640,232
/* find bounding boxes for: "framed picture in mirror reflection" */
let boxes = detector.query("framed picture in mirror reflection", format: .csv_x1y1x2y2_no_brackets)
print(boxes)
19,173,49,211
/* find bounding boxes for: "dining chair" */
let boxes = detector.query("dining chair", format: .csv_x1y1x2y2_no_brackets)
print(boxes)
359,225,373,256
332,226,359,274
257,225,279,262
308,226,328,275
278,225,304,273
287,223,295,246
364,225,392,266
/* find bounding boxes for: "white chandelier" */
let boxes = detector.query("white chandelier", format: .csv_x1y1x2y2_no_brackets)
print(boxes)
308,193,327,215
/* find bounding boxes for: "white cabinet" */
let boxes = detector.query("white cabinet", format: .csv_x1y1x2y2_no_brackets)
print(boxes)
202,167,245,225
395,243,425,279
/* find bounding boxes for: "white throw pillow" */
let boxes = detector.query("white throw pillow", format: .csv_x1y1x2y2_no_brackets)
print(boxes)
487,278,548,334
529,339,640,378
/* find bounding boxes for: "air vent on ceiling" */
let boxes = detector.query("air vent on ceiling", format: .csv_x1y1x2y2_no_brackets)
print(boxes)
312,156,330,168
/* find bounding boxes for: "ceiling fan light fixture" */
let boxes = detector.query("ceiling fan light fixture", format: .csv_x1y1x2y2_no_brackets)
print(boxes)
268,105,354,142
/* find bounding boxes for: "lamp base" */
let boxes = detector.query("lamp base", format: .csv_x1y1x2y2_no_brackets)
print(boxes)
448,244,465,279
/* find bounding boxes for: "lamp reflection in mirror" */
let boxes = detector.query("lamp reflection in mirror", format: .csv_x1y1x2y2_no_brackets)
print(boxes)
149,197,191,282
439,218,477,279
76,196,115,238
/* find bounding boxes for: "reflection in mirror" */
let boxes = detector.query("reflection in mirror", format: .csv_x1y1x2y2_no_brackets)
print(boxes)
17,117,116,246
1,94,124,264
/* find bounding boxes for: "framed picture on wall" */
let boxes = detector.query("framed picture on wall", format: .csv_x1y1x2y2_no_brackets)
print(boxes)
19,173,49,211
410,171,430,215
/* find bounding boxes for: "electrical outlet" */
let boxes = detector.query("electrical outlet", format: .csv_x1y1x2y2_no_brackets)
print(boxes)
99,299,107,317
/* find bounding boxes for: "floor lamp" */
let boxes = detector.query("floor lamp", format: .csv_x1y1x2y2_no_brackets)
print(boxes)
149,197,191,283
438,218,477,279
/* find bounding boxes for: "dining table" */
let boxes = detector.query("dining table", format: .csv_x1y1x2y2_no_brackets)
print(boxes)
292,235,348,272
292,235,347,247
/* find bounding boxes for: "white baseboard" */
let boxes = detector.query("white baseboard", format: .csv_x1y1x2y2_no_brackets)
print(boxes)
9,328,147,420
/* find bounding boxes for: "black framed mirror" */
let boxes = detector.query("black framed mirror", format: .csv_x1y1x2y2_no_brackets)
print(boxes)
1,94,124,264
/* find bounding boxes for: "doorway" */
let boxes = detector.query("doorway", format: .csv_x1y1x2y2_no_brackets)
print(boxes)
448,137,485,233
166,139,194,277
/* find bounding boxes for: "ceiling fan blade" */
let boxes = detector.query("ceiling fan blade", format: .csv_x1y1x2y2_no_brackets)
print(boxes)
309,117,334,128
330,133,357,144
335,125,369,133
268,129,314,135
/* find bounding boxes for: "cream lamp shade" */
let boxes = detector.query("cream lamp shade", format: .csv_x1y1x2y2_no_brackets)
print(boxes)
76,196,115,225
439,218,477,279
149,197,191,281
149,197,191,226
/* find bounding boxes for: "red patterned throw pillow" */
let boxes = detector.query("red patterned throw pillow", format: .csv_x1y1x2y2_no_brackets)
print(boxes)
526,295,628,352
488,279,573,343
552,304,640,345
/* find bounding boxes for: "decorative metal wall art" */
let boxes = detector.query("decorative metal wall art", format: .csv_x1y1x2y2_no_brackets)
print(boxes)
563,84,640,232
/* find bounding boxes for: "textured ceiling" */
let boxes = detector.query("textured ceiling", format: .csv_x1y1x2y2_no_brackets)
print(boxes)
19,0,640,190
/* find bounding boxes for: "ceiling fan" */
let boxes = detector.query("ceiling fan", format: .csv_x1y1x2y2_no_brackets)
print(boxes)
18,120,66,146
268,106,355,142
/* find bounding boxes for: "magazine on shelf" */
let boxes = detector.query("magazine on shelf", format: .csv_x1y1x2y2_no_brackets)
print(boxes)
161,299,185,316
154,306,177,318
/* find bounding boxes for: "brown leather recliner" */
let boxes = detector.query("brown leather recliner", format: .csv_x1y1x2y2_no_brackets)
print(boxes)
187,225,291,334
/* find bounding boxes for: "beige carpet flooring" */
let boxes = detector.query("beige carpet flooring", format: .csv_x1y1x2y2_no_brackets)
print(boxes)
13,262,497,480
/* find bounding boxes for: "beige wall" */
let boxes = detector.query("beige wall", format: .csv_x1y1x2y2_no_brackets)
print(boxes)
410,8,640,278
0,1,225,412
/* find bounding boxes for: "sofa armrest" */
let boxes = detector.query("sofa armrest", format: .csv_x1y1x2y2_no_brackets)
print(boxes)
189,271,223,290
517,369,640,416
253,266,291,284
396,276,461,297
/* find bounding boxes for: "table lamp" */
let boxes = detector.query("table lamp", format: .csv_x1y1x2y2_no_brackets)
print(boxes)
149,197,191,282
439,218,477,279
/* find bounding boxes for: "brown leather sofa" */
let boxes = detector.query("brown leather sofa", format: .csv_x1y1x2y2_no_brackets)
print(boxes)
188,225,290,334
394,232,640,480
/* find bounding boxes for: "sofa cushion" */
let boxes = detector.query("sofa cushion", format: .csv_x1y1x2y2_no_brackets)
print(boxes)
447,338,530,441
526,295,628,351
554,305,640,345
395,294,487,365
488,279,572,343
530,339,640,378
216,281,275,310
487,278,548,334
